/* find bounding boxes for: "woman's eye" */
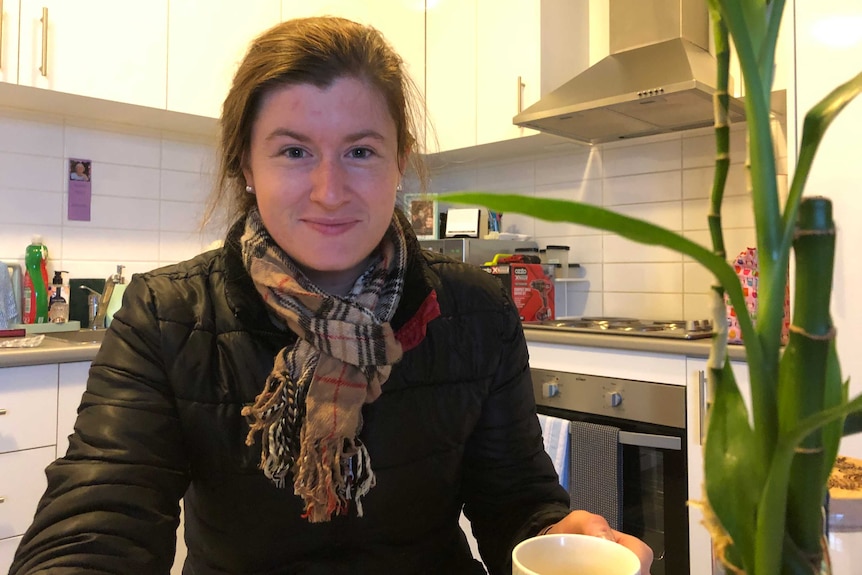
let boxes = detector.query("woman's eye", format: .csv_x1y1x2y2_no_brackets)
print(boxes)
350,147,374,159
282,147,306,158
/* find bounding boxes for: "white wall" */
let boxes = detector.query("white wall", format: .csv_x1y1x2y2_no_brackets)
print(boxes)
792,0,862,455
429,123,778,321
0,109,219,285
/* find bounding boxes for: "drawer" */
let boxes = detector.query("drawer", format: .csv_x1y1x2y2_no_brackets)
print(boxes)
0,364,59,454
0,446,54,539
0,535,24,574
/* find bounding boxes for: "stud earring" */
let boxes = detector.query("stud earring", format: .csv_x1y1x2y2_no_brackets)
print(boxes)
396,183,403,192
245,185,254,193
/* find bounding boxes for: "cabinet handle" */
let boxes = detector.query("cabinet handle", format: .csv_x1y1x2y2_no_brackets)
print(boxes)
698,369,709,445
39,7,48,77
516,75,525,114
0,408,7,415
0,496,5,504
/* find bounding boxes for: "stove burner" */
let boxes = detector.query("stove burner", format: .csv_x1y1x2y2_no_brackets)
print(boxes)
529,316,714,339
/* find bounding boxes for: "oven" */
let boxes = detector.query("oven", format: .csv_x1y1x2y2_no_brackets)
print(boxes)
531,367,689,575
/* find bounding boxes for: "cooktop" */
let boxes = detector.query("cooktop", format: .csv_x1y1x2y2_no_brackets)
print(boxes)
526,316,715,340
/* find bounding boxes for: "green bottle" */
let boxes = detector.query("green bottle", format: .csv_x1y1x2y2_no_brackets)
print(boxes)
23,235,49,324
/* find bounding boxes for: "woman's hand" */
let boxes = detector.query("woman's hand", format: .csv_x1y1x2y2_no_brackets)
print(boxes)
544,510,654,575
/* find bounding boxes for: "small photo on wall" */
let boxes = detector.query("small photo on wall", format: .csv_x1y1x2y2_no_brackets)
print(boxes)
69,159,91,182
405,194,439,240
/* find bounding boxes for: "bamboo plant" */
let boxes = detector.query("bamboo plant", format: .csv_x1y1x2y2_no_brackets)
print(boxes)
444,1,862,573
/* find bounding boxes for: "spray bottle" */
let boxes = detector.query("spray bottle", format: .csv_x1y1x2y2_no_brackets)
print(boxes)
22,235,49,324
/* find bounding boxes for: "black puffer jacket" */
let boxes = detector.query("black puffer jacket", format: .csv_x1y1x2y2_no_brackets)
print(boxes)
10,222,569,575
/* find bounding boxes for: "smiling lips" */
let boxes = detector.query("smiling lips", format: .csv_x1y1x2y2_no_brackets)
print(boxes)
303,218,360,236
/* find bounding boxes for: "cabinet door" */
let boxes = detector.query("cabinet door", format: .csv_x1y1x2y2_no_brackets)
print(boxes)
0,364,58,454
0,535,23,575
475,0,540,146
281,1,426,109
168,0,281,118
57,362,91,459
0,446,54,539
0,0,20,84
425,0,477,153
17,0,168,109
686,357,752,575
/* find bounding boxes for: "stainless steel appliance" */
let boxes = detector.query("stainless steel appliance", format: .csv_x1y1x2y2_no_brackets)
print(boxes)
532,367,689,575
418,238,539,267
528,316,714,340
513,0,746,144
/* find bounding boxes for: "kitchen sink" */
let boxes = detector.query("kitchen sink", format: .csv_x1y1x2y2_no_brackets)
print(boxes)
45,329,108,345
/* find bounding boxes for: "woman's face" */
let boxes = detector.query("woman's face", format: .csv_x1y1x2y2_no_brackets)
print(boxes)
243,76,403,291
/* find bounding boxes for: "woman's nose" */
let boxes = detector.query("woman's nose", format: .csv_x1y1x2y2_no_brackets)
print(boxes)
309,158,347,206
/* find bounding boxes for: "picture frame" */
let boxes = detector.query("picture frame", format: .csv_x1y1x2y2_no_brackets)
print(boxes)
404,194,439,240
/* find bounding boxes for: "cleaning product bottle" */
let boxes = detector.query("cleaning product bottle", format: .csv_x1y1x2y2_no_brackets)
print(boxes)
48,270,70,323
22,235,49,324
105,265,126,328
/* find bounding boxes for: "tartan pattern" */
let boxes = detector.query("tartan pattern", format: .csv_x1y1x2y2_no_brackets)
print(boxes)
240,208,407,522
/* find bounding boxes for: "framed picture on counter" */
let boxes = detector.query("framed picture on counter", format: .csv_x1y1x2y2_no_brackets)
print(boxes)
405,194,438,240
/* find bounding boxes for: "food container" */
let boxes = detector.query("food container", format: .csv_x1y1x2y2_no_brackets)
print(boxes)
544,245,571,278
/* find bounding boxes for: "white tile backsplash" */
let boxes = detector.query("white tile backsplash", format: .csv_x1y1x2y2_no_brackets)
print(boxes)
430,131,759,320
0,116,64,157
1,109,763,324
0,112,218,284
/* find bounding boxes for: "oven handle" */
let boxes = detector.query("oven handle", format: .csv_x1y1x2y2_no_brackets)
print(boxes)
618,431,681,451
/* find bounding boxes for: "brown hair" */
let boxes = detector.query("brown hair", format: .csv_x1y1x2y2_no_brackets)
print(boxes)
204,16,428,229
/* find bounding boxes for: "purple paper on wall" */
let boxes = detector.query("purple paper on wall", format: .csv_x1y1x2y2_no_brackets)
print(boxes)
68,158,92,221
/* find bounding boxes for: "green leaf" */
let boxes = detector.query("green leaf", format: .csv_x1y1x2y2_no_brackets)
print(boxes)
704,360,763,573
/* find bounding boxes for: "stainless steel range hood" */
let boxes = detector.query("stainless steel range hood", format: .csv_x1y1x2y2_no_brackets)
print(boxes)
514,0,745,144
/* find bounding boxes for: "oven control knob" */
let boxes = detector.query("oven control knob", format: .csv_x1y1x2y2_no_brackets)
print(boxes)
605,391,623,408
542,381,560,398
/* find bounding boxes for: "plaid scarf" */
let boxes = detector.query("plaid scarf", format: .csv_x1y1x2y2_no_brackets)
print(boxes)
239,207,407,523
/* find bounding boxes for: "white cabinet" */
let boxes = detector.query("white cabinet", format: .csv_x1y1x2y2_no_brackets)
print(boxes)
0,536,23,573
0,364,58,453
168,0,281,118
281,0,425,101
0,0,20,83
0,363,60,573
16,0,168,109
425,0,477,153
57,361,90,459
686,356,752,575
426,0,587,153
0,447,55,539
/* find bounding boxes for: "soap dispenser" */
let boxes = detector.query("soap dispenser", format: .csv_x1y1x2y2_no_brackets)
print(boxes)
105,265,126,327
48,270,70,323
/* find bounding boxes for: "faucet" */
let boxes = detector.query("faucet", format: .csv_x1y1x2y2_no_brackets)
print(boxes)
81,265,125,329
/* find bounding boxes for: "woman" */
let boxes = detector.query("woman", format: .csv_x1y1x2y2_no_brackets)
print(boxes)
10,17,652,575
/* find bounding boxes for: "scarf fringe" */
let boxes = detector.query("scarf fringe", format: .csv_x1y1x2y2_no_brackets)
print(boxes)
294,434,377,523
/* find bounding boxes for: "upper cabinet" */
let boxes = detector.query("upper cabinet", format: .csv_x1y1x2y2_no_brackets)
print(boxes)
426,0,588,154
167,0,281,118
0,0,21,83
16,0,169,109
281,0,426,98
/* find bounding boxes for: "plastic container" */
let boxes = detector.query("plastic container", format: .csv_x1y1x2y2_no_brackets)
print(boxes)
48,270,70,323
22,236,49,324
544,245,571,278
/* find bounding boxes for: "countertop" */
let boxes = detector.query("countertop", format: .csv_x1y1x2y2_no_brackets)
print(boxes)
0,336,100,367
1,325,749,370
522,325,749,361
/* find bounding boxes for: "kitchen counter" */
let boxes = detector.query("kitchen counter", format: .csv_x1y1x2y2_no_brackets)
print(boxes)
0,337,100,368
523,325,749,361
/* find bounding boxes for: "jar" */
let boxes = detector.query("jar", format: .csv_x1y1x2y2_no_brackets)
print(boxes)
544,245,571,278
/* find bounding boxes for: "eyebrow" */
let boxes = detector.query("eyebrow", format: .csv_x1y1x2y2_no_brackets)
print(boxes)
264,128,387,144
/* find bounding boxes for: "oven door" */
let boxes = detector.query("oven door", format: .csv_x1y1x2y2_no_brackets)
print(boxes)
538,407,689,575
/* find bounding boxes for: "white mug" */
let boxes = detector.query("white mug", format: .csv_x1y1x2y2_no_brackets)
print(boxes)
512,533,641,575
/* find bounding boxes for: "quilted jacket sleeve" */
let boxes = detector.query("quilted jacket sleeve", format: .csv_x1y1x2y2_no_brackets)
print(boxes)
460,300,570,575
9,276,190,575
